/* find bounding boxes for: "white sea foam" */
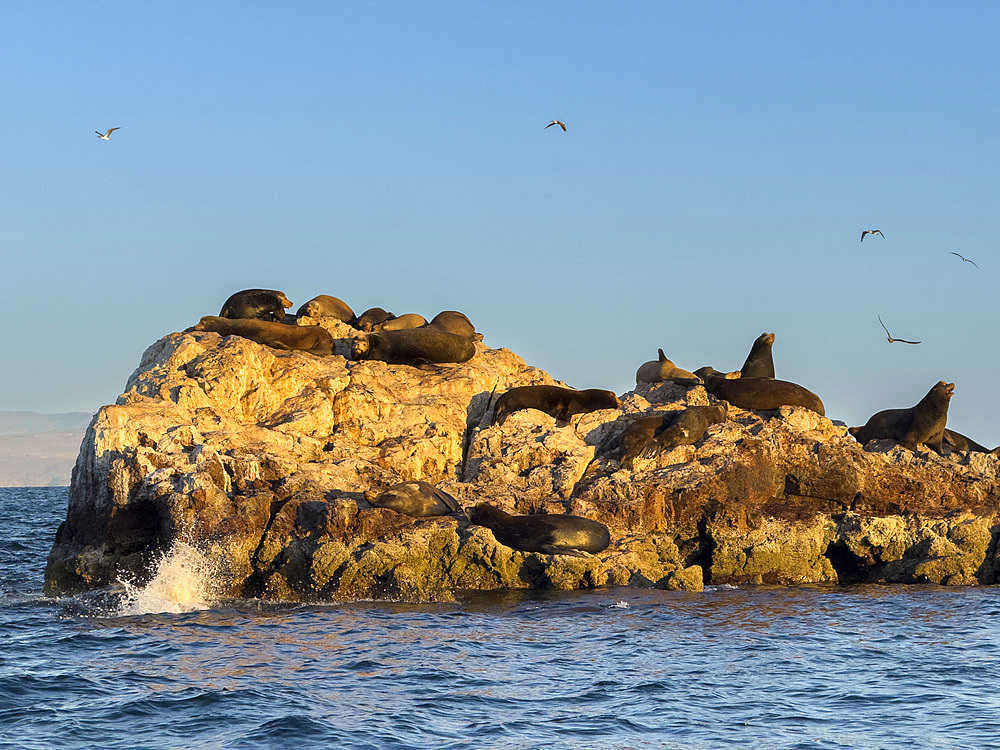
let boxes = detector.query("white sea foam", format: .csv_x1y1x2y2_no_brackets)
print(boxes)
117,542,217,616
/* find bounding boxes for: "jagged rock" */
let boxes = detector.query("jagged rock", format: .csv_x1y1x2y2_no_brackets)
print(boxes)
43,324,1000,601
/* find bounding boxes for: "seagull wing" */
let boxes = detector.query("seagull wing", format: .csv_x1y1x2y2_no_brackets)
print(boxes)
545,122,556,129
896,338,921,345
558,121,566,131
874,230,884,237
877,314,891,337
861,231,867,242
107,127,120,135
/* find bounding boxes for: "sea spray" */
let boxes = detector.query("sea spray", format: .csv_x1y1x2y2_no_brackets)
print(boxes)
117,542,218,615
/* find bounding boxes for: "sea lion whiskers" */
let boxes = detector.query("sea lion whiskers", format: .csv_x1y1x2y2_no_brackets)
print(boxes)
877,314,921,345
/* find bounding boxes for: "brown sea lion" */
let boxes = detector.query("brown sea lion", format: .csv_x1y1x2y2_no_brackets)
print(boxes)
698,367,824,416
219,289,292,322
374,313,427,332
467,503,610,557
351,328,476,366
493,385,620,427
367,481,460,517
190,315,334,355
424,311,484,342
295,294,356,323
848,381,954,454
615,414,673,469
943,429,998,455
643,403,729,458
635,349,702,386
355,307,396,332
740,332,775,379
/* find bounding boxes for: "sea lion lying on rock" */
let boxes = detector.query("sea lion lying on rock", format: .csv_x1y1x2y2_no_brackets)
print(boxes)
367,481,460,517
696,367,824,416
493,385,620,427
643,403,729,458
355,307,396,332
423,311,483,342
740,332,775,378
374,313,427,332
943,429,999,455
219,289,292,322
351,328,476,367
849,381,955,454
467,503,611,557
635,349,702,386
616,403,729,468
295,294,356,323
190,316,334,355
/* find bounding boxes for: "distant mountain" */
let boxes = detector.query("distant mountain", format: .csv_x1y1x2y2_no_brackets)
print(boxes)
0,411,94,486
0,411,93,436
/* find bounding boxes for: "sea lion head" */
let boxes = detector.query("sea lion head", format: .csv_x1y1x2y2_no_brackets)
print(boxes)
276,292,293,308
760,332,775,346
351,335,371,359
467,502,509,526
935,381,956,400
694,366,721,380
301,300,320,318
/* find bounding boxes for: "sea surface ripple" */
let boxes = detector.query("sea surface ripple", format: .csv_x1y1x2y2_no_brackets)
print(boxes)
3,487,1000,749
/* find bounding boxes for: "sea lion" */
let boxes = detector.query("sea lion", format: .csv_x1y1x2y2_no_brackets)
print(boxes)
615,414,671,469
698,367,824,416
467,503,610,557
635,349,702,386
424,311,483,342
351,328,476,366
374,313,427,332
616,404,729,468
943,429,997,455
367,481,460,517
848,381,954,454
219,289,293,322
643,403,729,458
493,385,620,427
190,316,334,355
740,332,775,378
355,307,396,332
295,294,356,323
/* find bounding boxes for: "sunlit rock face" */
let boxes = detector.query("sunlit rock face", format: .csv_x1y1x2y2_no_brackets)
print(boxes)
44,321,1000,601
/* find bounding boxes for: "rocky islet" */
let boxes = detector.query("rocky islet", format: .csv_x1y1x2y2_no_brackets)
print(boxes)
43,314,1000,601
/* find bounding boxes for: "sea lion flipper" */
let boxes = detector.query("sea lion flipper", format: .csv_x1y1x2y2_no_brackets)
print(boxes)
431,487,461,513
657,348,667,362
638,439,662,461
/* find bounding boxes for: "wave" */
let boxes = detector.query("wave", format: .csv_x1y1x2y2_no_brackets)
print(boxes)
117,542,218,616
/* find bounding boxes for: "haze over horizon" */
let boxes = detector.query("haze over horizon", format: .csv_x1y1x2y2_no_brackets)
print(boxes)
2,3,999,445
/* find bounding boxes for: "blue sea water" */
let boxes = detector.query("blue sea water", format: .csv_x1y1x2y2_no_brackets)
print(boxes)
3,487,1000,749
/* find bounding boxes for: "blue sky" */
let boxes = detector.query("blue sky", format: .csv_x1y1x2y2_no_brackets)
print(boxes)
3,2,999,446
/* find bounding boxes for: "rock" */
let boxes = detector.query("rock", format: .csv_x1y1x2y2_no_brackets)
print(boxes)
43,325,1000,600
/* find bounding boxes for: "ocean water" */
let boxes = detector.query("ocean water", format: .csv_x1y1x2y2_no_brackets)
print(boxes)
3,487,1000,749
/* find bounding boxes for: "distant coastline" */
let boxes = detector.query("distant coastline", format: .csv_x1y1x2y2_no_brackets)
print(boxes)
0,412,93,487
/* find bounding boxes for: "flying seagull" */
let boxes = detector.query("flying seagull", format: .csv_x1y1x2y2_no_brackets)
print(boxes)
860,229,884,243
878,314,921,345
545,120,567,131
95,127,120,140
950,251,979,268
